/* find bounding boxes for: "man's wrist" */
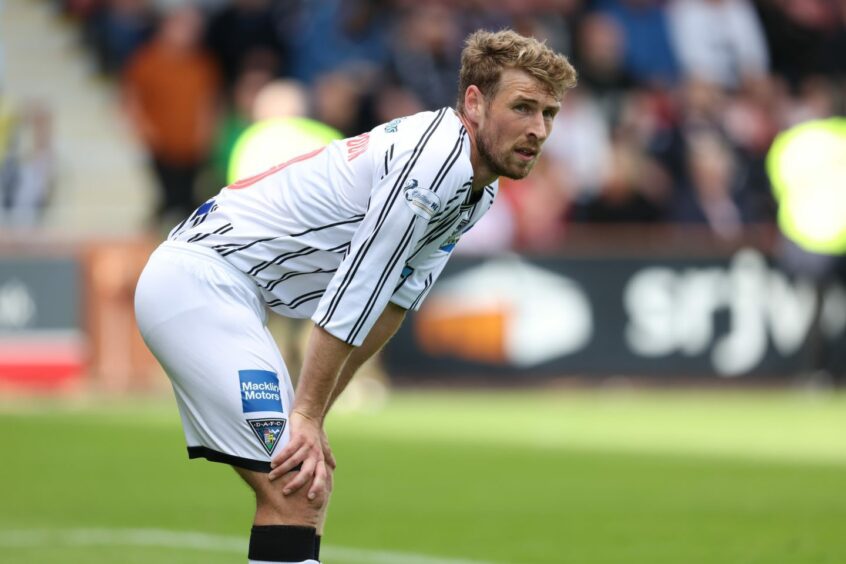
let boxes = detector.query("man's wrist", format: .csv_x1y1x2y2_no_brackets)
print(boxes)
292,408,324,426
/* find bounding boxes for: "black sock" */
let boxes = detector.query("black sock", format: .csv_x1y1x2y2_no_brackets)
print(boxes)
248,525,317,562
315,535,321,560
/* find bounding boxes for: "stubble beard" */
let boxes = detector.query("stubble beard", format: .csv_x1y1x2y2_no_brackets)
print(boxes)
475,128,533,181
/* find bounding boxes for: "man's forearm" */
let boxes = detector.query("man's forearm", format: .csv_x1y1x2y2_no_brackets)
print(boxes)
293,326,354,421
325,303,406,415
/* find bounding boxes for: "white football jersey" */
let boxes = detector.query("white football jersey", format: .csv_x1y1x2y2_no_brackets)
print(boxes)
169,108,497,346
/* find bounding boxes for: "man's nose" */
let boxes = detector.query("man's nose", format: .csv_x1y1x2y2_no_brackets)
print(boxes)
527,112,548,142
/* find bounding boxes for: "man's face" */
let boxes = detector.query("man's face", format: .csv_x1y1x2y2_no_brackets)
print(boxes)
475,68,561,180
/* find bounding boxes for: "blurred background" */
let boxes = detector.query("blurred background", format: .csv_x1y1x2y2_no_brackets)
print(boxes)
1,1,846,563
2,0,845,391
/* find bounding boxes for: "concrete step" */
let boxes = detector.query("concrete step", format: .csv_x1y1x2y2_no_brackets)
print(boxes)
1,0,155,235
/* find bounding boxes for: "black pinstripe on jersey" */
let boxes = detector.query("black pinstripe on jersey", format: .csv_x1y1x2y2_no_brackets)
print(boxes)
432,181,472,220
317,107,448,330
220,214,365,260
250,246,323,277
266,289,325,309
265,268,337,292
344,128,466,343
168,217,189,240
347,217,417,344
429,128,467,194
186,223,233,243
410,273,434,310
215,237,278,257
252,241,351,278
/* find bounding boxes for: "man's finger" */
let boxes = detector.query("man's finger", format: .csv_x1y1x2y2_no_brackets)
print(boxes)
282,458,316,496
269,444,309,480
270,438,303,469
323,445,337,470
308,462,328,501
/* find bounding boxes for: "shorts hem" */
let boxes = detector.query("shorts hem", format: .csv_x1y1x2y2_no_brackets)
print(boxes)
187,446,271,473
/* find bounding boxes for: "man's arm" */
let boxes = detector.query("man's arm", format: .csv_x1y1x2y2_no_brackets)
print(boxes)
326,302,407,415
268,325,352,496
268,303,406,497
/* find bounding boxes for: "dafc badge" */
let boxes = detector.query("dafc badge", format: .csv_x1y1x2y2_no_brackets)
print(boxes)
248,418,287,456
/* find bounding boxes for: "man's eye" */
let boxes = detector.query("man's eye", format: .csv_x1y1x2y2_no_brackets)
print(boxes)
514,104,528,113
543,110,556,119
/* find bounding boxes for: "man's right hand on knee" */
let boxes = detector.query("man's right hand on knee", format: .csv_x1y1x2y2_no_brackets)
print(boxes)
269,411,330,501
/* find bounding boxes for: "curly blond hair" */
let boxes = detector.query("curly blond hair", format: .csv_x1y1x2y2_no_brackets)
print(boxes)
456,29,577,112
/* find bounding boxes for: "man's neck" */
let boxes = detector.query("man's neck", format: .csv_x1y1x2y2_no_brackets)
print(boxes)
455,109,498,193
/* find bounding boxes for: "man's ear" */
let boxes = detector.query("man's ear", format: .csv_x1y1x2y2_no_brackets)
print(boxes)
464,85,485,122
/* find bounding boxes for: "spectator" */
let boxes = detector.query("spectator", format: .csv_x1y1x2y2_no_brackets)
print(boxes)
0,102,55,228
573,136,670,223
572,12,636,123
55,0,846,251
312,70,372,137
504,0,582,56
384,4,462,113
122,4,220,225
596,0,679,86
500,152,572,251
207,65,274,193
753,0,845,87
86,0,156,76
281,0,390,85
721,76,780,222
671,130,744,240
205,0,286,88
781,75,839,127
542,89,612,201
668,0,770,90
225,78,318,182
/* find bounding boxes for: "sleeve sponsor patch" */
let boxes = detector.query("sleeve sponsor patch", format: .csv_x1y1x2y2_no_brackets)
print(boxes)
403,180,441,221
239,369,283,413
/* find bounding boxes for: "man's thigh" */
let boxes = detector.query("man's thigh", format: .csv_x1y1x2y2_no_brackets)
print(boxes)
136,247,296,471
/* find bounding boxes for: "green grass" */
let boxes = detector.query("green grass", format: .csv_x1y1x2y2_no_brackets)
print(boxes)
1,389,845,563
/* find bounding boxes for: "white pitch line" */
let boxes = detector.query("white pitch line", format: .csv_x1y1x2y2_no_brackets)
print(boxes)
0,528,495,564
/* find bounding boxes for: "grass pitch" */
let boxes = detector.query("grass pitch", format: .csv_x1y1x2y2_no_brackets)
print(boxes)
1,388,845,563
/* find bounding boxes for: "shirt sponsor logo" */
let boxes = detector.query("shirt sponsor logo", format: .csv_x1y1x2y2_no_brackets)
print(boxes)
403,180,440,221
239,370,283,413
247,418,287,456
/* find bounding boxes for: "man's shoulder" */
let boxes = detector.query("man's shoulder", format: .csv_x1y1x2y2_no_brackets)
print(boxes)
378,107,463,145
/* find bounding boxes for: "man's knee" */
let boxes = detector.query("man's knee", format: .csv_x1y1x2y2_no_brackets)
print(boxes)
236,466,331,526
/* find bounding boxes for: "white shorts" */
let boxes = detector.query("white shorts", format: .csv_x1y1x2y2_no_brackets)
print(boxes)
135,241,295,472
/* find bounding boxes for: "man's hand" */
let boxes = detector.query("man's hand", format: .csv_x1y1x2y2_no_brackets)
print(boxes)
269,411,328,501
321,427,337,471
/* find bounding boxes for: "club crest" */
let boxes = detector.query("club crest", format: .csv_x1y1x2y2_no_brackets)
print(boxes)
248,418,287,456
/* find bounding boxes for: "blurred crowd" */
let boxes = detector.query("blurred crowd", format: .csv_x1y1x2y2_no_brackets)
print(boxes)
29,0,846,249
